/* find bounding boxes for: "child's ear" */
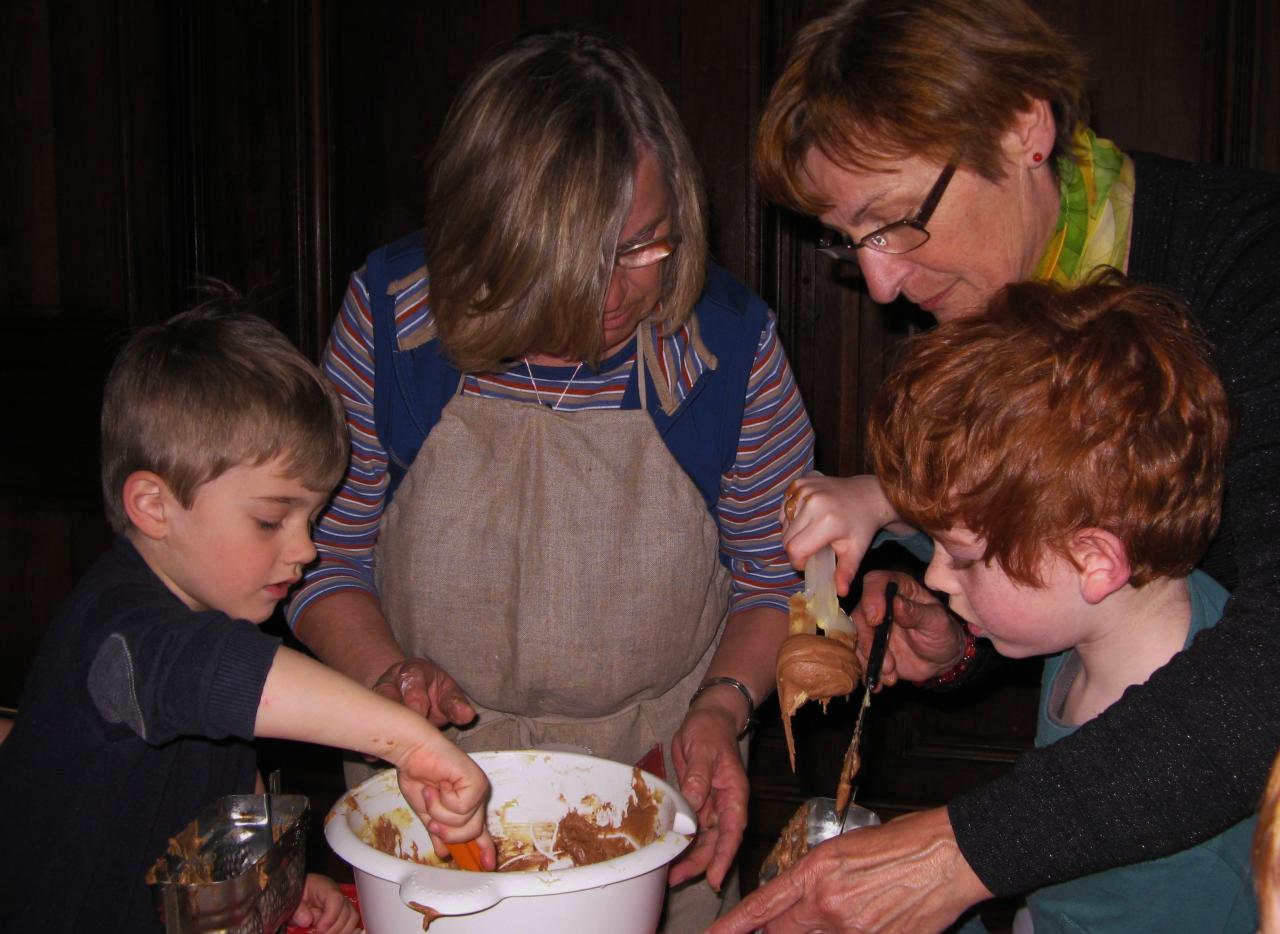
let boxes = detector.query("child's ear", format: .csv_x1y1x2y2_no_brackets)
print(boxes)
1070,528,1132,604
122,471,173,541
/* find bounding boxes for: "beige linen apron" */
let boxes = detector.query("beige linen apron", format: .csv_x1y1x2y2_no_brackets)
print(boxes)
371,335,737,930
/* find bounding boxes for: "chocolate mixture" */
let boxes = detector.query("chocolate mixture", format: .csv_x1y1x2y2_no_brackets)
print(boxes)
775,630,861,769
761,800,811,879
362,767,662,873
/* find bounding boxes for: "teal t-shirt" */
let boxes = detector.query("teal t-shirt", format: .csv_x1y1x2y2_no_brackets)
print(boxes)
878,534,1261,934
1026,570,1257,933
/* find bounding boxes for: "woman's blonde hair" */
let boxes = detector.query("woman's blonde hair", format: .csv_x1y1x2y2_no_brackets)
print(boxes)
423,30,708,372
757,0,1091,216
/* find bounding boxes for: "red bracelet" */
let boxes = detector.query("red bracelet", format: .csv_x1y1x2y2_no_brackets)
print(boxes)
924,626,978,688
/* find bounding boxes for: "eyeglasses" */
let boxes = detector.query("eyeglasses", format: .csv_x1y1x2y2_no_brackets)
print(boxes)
615,234,681,269
817,163,957,261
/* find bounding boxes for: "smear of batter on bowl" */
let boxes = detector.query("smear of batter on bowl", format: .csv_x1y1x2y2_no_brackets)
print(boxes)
362,767,663,873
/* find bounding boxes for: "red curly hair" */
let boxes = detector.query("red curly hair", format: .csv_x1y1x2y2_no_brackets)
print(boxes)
867,275,1232,587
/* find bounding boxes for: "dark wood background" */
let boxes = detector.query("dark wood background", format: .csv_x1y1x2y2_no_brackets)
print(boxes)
3,0,1277,900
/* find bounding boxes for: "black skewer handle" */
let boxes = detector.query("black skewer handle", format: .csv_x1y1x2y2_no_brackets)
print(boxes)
865,580,898,693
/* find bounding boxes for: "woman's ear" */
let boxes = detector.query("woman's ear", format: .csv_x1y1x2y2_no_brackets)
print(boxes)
1003,97,1057,167
122,471,172,541
1070,528,1132,604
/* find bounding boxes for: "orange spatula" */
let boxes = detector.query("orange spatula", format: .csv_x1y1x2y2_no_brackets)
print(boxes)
446,840,486,871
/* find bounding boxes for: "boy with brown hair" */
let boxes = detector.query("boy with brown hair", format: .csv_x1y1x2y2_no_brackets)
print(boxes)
0,301,492,933
865,277,1256,931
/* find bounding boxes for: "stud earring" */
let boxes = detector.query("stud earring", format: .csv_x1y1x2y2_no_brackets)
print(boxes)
1032,152,1044,163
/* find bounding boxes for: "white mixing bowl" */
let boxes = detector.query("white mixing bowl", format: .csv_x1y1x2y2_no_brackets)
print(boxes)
325,749,697,933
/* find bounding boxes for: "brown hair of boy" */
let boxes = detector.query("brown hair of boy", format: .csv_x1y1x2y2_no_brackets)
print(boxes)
867,274,1232,587
100,297,348,534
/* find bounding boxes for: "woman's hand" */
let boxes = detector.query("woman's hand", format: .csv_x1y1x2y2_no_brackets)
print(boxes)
372,658,476,729
852,570,968,687
706,807,991,934
289,873,361,934
781,473,907,596
668,703,750,891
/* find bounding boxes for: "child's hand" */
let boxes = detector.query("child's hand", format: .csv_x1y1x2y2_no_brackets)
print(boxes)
394,739,497,870
289,873,361,934
781,473,908,597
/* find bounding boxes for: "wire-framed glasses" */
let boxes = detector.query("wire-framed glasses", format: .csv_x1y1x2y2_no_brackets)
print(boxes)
817,163,957,261
615,234,682,269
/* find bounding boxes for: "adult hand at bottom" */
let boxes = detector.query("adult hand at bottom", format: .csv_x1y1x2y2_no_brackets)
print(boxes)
706,806,992,934
372,657,476,729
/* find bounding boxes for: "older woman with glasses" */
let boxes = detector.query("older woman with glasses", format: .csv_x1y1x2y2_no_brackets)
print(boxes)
711,0,1280,932
285,28,814,930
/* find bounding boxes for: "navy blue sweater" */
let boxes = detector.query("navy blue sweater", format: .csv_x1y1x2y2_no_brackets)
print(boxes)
0,536,280,932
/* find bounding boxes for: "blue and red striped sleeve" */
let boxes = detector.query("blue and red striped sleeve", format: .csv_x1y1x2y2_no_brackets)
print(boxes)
287,269,387,625
716,314,812,615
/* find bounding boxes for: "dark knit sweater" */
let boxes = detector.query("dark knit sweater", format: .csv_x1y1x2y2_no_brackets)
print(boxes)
948,152,1280,896
0,536,281,933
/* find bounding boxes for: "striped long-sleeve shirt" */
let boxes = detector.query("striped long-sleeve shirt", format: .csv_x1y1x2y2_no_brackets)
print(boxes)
287,268,815,626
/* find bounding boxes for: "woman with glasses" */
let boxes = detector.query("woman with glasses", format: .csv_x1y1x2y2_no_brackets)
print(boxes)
711,0,1280,932
286,28,814,930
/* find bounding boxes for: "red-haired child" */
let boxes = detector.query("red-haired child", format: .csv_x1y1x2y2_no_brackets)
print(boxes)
865,276,1255,932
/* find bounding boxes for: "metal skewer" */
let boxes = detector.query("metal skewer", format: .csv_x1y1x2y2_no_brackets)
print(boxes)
835,580,897,822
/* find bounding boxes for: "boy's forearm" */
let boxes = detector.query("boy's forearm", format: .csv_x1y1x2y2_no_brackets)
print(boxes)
292,590,405,688
255,645,439,763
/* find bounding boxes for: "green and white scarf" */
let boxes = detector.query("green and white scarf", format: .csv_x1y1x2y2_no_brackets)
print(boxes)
1033,125,1135,284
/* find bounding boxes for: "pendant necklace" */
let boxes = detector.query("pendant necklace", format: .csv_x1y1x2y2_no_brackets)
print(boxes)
524,357,583,411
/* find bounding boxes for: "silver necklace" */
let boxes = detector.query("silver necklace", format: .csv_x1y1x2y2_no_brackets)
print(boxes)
524,357,583,411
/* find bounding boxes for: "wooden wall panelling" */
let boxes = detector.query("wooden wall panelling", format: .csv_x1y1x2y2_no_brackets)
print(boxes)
677,0,764,283
1,505,113,708
0,0,174,492
1213,0,1280,171
1,1,168,705
118,0,177,321
327,3,520,287
293,0,335,361
1038,0,1278,173
2,1,58,308
177,1,304,338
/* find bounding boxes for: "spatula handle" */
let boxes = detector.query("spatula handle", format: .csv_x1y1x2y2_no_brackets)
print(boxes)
446,840,486,871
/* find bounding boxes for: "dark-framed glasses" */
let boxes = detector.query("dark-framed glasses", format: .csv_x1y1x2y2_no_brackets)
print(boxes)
615,234,682,270
818,162,957,261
